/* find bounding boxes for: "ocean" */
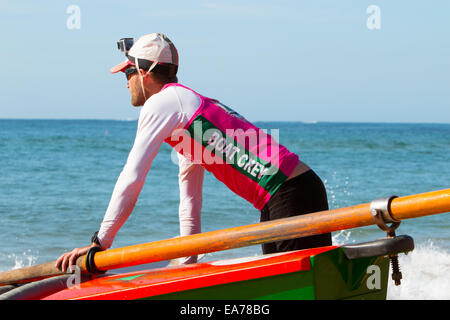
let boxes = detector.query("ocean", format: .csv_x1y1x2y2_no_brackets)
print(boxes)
0,119,449,299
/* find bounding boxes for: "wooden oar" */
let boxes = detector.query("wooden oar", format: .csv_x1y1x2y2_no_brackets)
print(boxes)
1,188,449,286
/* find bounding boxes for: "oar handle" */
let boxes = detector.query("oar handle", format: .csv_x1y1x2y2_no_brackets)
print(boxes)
0,261,65,286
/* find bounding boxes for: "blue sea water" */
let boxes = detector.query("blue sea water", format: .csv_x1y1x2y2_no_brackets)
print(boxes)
0,120,449,299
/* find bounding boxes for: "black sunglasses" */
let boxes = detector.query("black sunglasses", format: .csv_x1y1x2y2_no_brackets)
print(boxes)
124,67,138,80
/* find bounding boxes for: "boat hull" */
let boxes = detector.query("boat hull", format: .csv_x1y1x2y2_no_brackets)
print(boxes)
42,244,393,300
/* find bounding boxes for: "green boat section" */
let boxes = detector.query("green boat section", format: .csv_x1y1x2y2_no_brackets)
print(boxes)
145,247,389,300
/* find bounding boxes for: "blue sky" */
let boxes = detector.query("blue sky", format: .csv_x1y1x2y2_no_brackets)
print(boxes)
0,0,449,122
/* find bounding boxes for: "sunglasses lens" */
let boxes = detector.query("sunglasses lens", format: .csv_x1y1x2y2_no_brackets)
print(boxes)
125,68,137,80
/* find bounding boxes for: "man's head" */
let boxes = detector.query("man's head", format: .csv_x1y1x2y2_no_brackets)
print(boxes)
110,33,179,106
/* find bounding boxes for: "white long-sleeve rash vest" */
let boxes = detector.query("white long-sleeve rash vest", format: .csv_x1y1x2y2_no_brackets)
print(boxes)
97,85,204,256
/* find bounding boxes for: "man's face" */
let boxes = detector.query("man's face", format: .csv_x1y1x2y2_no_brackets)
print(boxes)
126,68,146,107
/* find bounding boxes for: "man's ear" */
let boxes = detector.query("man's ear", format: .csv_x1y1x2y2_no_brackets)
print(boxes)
139,69,151,83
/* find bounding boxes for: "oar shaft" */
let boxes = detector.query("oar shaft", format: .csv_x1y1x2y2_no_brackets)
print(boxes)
391,188,450,220
86,204,368,271
87,188,450,272
1,188,449,286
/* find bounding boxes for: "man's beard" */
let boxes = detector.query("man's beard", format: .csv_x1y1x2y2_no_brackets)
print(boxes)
131,87,146,106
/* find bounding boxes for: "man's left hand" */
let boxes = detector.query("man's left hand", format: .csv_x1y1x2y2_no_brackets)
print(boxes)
55,243,101,273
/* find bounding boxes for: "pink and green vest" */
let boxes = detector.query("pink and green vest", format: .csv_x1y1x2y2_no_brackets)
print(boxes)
164,83,299,210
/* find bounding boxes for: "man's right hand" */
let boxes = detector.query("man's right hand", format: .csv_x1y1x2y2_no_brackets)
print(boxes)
55,243,101,273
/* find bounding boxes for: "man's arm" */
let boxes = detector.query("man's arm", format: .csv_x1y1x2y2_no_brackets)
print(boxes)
56,92,186,272
175,152,204,264
98,95,190,248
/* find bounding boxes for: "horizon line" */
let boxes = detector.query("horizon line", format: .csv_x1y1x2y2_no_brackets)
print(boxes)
0,118,449,125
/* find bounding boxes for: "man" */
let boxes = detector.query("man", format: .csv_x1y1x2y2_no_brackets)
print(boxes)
56,33,331,273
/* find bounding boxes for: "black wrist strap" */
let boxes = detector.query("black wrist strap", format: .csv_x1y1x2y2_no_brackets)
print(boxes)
91,231,102,247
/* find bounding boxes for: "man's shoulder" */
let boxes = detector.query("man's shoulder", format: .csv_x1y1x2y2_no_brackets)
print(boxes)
145,85,177,104
141,86,180,116
145,83,196,103
138,85,200,130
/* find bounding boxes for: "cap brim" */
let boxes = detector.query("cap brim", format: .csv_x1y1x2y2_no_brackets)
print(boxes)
110,59,135,73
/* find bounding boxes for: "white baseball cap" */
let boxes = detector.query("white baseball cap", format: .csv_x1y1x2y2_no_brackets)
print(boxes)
110,33,178,76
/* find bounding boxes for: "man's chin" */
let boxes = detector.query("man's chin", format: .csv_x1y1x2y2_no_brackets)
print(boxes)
131,98,144,107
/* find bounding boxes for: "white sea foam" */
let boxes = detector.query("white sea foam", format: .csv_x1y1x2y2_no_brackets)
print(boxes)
332,230,355,245
0,250,38,272
333,232,450,299
387,241,450,300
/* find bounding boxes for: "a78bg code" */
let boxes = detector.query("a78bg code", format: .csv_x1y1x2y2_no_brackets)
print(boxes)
223,304,270,315
179,304,270,317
